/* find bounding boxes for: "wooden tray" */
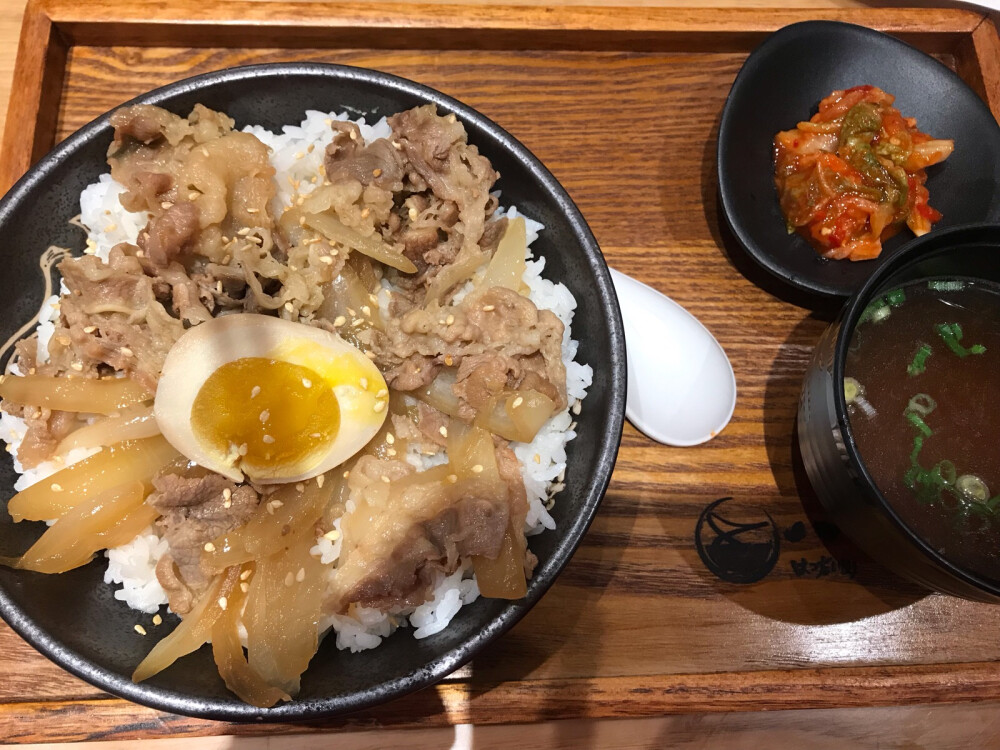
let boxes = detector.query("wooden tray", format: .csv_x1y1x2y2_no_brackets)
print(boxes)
2,0,1000,743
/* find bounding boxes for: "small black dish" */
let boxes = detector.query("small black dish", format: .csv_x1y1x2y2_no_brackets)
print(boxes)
798,223,1000,602
717,20,1000,312
0,64,626,721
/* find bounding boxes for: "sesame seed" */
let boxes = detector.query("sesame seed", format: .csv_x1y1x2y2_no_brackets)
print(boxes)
218,596,228,611
319,255,334,265
50,483,63,492
446,315,455,325
104,223,118,232
83,325,97,334
369,293,379,304
240,569,253,581
343,470,350,478
534,454,541,464
271,499,284,510
361,207,370,219
366,351,377,360
188,191,200,200
373,400,386,413
239,443,249,456
447,113,456,123
447,474,458,484
201,147,210,157
240,582,250,593
361,305,371,317
121,347,135,357
70,362,84,372
307,144,315,153
294,151,304,160
472,464,484,474
216,280,223,294
237,227,251,236
381,475,391,484
325,118,332,126
296,567,306,582
295,483,305,492
408,207,418,221
360,377,369,390
572,401,582,415
376,388,388,398
266,502,275,515
387,448,397,457
324,529,340,540
263,435,275,444
251,386,261,399
160,201,173,210
296,196,305,206
316,474,325,488
444,355,454,366
204,542,216,552
223,498,232,509
372,168,382,177
333,315,346,327
512,396,524,408
439,425,448,438
284,302,294,313
392,140,402,150
223,488,232,501
285,572,295,587
351,319,364,328
347,307,356,317
310,432,322,439
259,409,270,423
482,305,495,312
152,614,162,626
570,421,578,431
134,624,147,636
386,433,395,444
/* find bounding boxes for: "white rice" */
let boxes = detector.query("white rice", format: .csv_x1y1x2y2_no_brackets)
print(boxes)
2,108,593,651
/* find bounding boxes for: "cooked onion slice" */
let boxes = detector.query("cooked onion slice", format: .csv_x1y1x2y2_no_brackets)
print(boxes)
479,216,526,292
8,436,180,522
0,481,153,573
212,563,291,708
132,565,241,683
243,531,325,696
473,528,528,599
54,405,160,457
204,476,333,571
305,213,417,274
418,371,554,443
0,374,151,414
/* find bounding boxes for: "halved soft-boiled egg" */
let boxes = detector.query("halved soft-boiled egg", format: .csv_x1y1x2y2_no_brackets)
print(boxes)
154,314,387,484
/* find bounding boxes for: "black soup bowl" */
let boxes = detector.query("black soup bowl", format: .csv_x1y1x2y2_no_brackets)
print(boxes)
718,20,1000,312
0,64,626,721
798,223,1000,602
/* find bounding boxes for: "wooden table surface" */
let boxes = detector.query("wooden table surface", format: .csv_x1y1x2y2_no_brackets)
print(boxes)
3,1,1000,748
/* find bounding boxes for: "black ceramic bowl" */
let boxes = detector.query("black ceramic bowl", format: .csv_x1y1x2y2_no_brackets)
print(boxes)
798,223,1000,602
718,21,1000,313
0,64,626,721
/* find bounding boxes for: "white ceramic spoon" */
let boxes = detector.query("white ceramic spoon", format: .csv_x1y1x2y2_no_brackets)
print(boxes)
609,268,737,446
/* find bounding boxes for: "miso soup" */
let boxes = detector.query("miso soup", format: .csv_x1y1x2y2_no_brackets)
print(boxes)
846,278,1000,581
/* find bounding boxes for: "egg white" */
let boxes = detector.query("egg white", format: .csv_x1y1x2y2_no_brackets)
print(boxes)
154,313,387,483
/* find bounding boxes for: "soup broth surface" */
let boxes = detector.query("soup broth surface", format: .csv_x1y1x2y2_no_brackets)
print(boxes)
847,278,1000,581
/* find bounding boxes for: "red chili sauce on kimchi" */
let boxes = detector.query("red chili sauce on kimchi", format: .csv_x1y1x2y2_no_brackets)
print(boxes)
773,86,954,261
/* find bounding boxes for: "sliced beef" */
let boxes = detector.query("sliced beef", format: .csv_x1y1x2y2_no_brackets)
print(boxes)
150,472,259,614
139,201,200,267
58,246,186,391
344,494,508,611
324,122,406,192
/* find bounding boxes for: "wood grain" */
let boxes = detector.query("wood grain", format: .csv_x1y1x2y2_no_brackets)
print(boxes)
2,2,1000,745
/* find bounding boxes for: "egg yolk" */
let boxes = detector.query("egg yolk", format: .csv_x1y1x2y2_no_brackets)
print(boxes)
190,357,339,479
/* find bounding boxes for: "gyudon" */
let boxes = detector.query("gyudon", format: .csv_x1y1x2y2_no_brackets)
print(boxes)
0,102,591,705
